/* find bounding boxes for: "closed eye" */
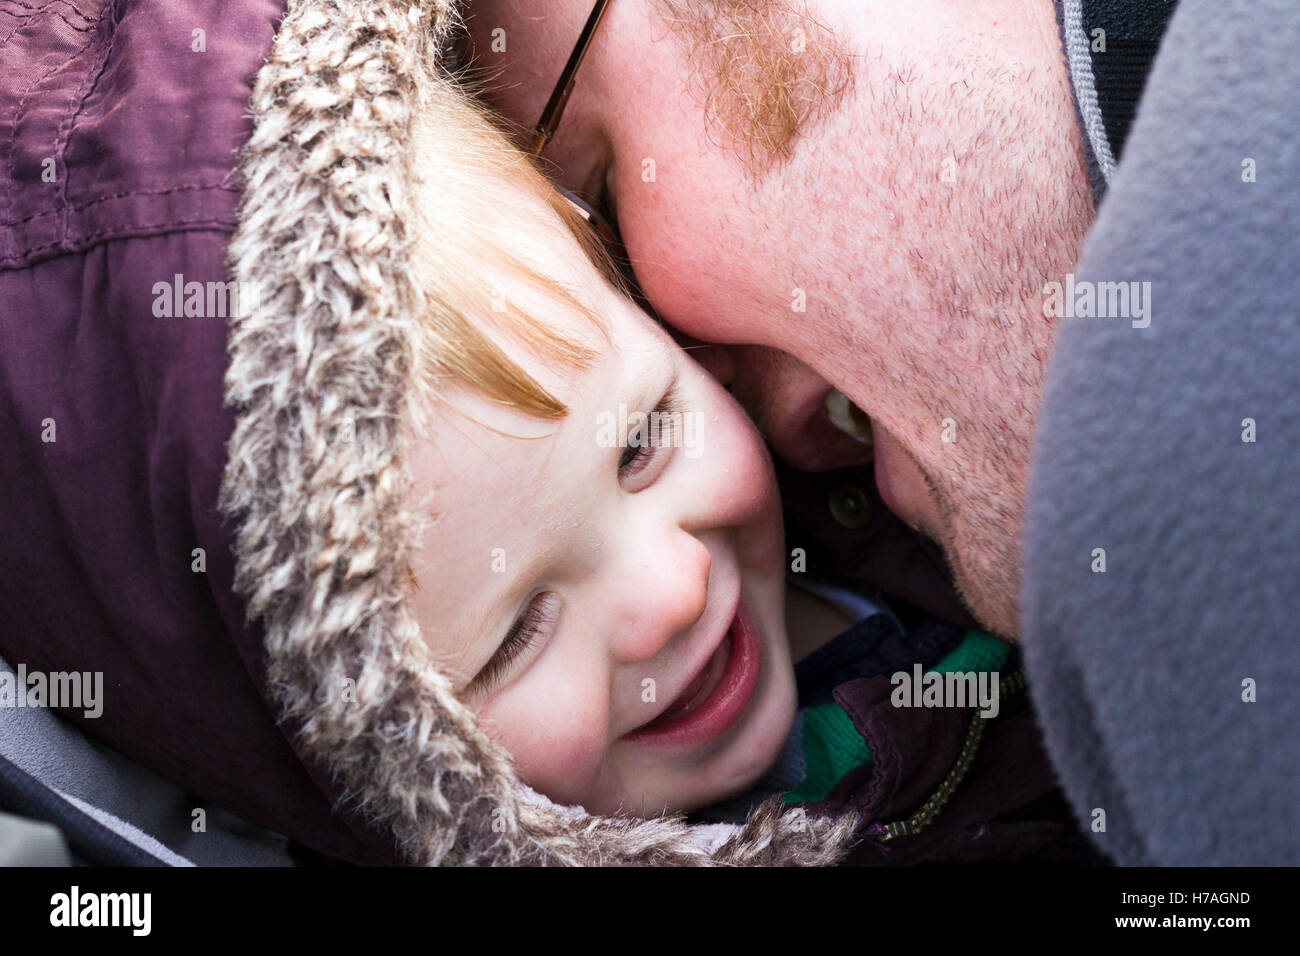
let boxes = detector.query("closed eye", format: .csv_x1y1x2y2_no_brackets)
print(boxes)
619,380,683,489
468,591,560,697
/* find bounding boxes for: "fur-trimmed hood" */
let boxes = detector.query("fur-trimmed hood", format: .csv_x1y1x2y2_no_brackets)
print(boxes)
216,0,860,864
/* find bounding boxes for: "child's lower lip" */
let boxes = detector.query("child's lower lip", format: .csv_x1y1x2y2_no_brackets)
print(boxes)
624,602,762,747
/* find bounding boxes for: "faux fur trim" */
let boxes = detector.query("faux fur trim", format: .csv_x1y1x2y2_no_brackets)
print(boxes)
220,0,861,866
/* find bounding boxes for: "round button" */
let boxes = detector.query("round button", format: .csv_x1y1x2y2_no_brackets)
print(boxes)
828,483,874,530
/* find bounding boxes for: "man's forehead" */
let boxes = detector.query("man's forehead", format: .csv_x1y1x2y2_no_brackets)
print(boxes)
463,0,584,89
463,0,858,182
460,1,587,163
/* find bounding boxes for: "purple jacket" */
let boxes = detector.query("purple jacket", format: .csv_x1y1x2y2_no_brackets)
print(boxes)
0,0,398,865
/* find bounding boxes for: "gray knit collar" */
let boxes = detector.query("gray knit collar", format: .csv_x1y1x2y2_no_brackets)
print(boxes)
1055,0,1181,204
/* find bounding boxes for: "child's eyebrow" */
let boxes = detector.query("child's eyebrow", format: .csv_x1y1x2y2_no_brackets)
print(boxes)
623,346,678,412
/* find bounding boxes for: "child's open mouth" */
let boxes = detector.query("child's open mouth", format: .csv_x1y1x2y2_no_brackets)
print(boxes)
625,601,762,747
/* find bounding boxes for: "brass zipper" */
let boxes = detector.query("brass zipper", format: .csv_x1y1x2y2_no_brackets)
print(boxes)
876,668,1025,841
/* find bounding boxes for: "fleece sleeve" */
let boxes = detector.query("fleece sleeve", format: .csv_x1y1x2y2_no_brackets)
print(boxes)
1022,0,1300,865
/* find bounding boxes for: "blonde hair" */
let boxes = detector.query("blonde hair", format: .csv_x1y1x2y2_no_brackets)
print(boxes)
406,82,620,429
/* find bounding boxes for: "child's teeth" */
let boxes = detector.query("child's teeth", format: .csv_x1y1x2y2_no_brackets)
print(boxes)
824,389,873,444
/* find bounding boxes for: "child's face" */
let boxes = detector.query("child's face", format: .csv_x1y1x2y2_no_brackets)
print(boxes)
406,209,797,817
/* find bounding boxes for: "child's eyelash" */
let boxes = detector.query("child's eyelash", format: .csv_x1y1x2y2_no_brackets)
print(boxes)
619,386,682,479
619,428,667,476
475,593,558,694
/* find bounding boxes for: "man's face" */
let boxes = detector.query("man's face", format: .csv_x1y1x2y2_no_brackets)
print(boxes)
461,0,1095,636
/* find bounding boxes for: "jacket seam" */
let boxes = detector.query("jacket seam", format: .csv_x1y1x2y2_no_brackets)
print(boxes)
0,0,53,52
0,182,239,226
0,0,101,26
0,3,99,34
55,0,119,247
2,0,98,260
0,214,236,266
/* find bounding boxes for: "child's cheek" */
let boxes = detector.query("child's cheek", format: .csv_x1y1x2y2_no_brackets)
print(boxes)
713,394,785,575
477,682,610,808
712,390,780,507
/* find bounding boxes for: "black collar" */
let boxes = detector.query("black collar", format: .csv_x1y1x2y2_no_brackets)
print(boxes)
1057,0,1181,200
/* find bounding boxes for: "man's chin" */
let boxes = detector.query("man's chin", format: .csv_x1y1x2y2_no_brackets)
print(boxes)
896,444,1026,640
939,523,1024,641
958,579,1021,641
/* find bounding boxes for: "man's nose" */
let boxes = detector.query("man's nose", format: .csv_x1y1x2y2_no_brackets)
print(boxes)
611,533,711,663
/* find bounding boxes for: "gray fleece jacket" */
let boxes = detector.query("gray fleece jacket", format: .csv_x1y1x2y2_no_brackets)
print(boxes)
1024,0,1300,864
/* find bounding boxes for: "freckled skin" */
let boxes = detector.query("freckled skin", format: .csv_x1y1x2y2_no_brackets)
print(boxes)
462,0,1095,637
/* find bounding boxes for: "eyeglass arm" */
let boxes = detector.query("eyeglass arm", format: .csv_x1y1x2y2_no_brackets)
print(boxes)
527,0,614,156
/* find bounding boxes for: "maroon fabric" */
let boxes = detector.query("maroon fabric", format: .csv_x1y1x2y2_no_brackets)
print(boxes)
0,0,398,865
776,457,982,631
801,670,1104,865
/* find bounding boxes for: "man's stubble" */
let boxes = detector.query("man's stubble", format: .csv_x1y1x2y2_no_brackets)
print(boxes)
785,41,1095,638
648,4,1094,636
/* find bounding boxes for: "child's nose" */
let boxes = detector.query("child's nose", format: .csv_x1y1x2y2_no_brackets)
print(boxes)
612,533,711,663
